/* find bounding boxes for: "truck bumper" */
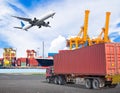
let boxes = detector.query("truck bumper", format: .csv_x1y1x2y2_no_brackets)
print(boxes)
106,75,120,84
112,75,120,84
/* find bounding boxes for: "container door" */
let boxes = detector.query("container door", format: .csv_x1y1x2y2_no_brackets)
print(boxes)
115,43,120,74
106,43,120,75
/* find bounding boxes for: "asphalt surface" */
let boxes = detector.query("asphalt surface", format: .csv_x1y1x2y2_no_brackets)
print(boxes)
0,74,120,93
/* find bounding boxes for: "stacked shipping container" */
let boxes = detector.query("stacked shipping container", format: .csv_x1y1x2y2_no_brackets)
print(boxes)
0,58,3,67
29,58,38,66
17,58,27,67
16,58,38,67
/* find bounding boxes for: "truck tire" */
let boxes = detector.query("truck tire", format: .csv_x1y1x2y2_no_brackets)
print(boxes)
54,76,58,84
58,76,63,85
92,79,100,89
46,77,51,83
85,79,92,89
58,76,66,85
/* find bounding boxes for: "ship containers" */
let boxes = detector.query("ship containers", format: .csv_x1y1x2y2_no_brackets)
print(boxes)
29,58,38,66
16,58,21,66
0,58,3,67
48,53,58,57
17,58,27,67
46,43,120,89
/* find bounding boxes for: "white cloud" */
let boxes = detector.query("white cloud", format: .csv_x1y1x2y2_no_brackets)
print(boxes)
0,0,120,58
0,0,12,16
0,48,4,58
49,35,66,53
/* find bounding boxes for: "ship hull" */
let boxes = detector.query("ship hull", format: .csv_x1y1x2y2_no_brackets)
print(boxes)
35,58,53,66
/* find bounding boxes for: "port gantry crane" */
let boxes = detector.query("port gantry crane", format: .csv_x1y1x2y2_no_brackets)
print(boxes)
90,12,111,45
66,10,111,50
3,48,16,66
66,10,90,50
26,50,36,58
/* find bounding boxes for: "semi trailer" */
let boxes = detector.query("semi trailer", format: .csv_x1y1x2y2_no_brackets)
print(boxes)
46,43,120,89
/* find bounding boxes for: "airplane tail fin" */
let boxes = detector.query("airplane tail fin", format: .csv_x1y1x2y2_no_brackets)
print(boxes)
14,21,26,30
21,21,25,28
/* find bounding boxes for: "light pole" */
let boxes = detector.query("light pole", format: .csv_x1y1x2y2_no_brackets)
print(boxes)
42,41,44,58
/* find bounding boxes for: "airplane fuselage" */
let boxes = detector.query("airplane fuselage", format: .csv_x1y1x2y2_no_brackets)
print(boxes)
13,11,55,31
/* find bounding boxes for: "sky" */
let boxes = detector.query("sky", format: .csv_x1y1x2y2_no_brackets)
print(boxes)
0,0,120,57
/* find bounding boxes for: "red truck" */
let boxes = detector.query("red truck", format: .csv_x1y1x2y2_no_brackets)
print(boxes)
46,43,120,89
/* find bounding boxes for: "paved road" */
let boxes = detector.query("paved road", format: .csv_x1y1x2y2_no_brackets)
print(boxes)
0,74,120,93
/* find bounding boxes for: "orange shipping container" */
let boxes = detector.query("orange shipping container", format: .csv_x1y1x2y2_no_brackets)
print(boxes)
54,43,120,76
17,58,27,66
29,58,38,66
20,58,27,62
17,58,21,66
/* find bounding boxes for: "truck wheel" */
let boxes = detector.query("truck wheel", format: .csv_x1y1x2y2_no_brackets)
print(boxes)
108,84,117,88
58,76,63,85
46,77,51,83
54,76,58,84
92,79,100,89
58,76,66,85
85,79,92,89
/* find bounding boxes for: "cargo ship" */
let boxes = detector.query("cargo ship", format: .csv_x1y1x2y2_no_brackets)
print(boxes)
35,58,53,66
35,53,57,66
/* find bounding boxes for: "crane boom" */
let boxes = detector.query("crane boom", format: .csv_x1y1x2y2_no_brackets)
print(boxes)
90,11,111,45
104,12,111,42
67,10,90,50
83,10,90,42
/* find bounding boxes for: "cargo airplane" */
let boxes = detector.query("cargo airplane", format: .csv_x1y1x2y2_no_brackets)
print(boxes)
12,11,55,31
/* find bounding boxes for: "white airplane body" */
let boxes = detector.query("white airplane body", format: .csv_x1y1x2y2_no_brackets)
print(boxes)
12,11,55,31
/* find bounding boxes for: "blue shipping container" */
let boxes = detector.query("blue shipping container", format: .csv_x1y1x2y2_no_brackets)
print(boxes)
48,53,58,57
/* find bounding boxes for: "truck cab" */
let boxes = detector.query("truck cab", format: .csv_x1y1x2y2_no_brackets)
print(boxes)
46,66,54,83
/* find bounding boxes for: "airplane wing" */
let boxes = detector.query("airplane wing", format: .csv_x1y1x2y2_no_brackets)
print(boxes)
14,27,22,29
12,16,32,22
